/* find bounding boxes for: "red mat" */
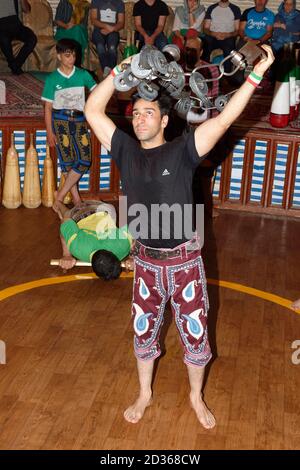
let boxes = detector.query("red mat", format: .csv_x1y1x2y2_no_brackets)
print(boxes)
0,73,44,118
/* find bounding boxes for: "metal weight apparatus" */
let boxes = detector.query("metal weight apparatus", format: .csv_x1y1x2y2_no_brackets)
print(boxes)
113,42,267,120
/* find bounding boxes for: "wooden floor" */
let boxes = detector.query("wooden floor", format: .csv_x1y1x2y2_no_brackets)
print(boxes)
0,206,300,450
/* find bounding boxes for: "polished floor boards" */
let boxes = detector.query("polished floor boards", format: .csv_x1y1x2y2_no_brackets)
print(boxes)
0,206,299,450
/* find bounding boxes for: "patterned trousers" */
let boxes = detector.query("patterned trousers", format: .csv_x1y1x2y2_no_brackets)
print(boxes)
131,238,212,367
52,112,91,175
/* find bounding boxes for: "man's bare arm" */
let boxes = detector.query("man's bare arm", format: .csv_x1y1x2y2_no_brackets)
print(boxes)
134,16,148,40
203,19,214,36
44,101,57,148
113,12,125,32
85,75,117,151
90,8,111,30
259,25,273,43
239,20,247,40
194,45,274,158
85,57,132,150
151,16,167,40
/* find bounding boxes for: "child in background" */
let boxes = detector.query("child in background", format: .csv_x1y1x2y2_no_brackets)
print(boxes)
41,38,97,210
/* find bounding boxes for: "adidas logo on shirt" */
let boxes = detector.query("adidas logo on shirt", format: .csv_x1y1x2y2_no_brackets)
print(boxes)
162,169,170,176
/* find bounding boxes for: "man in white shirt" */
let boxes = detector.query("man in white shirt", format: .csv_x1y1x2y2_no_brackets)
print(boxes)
202,0,241,73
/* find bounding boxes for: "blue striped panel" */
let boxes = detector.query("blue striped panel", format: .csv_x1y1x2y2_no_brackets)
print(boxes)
229,140,246,200
78,169,90,192
271,143,289,206
99,145,111,190
250,140,267,203
212,165,222,198
13,130,26,190
35,130,47,183
292,147,300,207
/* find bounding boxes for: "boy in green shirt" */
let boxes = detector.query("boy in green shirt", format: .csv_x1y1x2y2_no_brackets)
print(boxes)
41,38,97,211
56,199,133,280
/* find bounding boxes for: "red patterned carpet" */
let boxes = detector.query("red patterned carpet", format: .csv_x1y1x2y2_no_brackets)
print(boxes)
0,73,44,118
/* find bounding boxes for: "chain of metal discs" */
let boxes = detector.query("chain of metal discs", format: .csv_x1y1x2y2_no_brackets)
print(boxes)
113,45,240,120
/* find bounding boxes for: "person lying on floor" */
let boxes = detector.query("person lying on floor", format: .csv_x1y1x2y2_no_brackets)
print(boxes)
55,199,133,279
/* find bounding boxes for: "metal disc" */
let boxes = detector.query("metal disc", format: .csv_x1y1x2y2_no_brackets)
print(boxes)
122,67,140,88
149,50,168,74
137,81,159,101
130,54,152,79
189,72,208,97
167,61,185,89
113,72,132,92
139,46,155,69
214,94,229,112
162,44,181,62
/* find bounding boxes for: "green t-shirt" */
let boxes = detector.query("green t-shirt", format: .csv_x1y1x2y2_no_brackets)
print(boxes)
41,67,96,111
60,219,131,263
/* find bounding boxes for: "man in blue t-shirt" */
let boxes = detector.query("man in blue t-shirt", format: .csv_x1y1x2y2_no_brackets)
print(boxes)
239,0,275,43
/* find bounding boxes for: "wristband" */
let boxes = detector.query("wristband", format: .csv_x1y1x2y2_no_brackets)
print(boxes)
110,65,121,77
246,71,263,88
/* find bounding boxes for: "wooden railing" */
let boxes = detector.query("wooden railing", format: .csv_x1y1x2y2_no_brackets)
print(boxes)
212,125,300,217
1,115,300,217
0,116,121,203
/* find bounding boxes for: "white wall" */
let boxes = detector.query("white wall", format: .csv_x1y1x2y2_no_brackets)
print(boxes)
47,0,284,17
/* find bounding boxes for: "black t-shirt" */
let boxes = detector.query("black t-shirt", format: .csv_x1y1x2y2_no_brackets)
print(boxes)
111,128,205,248
133,0,169,34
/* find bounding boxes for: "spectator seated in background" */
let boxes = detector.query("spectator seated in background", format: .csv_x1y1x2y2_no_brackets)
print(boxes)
271,0,300,53
171,0,205,51
184,34,219,123
238,0,275,47
0,0,37,75
202,1,241,74
55,0,90,67
133,0,169,51
90,0,125,77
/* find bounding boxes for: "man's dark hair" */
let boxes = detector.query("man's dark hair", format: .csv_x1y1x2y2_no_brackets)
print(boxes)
56,38,78,55
131,90,174,117
91,250,122,281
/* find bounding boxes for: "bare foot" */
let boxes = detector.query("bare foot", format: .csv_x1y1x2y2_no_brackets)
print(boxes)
52,191,63,220
190,393,216,429
52,191,63,218
124,394,152,424
73,199,83,208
